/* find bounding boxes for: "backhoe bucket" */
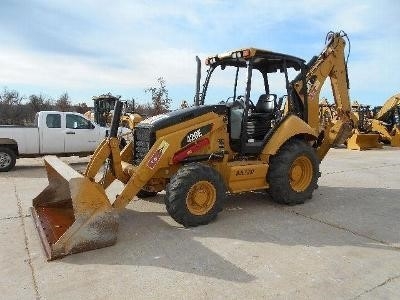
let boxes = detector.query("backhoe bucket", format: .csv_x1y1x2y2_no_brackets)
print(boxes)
347,132,382,150
391,131,400,147
31,156,118,260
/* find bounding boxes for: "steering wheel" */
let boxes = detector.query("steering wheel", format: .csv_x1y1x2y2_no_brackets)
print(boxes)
224,95,244,109
236,95,256,110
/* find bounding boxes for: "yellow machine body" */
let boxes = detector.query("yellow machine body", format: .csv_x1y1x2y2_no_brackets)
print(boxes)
32,32,355,260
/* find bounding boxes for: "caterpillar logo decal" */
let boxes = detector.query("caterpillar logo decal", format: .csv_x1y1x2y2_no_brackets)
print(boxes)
235,169,255,176
181,124,212,147
147,140,169,170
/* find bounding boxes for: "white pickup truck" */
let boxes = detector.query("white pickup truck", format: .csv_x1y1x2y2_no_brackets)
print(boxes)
0,111,109,171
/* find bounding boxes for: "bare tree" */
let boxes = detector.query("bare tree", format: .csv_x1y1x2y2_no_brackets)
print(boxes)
134,102,152,117
54,92,72,112
0,88,25,125
145,77,171,115
74,102,89,114
28,94,53,113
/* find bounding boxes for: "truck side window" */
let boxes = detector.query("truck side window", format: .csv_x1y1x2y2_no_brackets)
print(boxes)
66,114,92,129
46,114,61,128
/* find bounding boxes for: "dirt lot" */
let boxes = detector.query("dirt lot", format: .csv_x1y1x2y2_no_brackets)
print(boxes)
1,148,400,299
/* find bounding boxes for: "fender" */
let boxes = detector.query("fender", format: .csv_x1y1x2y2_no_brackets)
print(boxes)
262,115,318,157
0,138,18,155
0,138,18,145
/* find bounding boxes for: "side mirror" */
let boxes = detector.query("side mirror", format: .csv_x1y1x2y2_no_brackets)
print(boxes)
73,121,78,129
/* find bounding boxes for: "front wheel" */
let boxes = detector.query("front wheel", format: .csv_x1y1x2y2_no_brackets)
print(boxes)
165,163,226,227
268,139,320,205
0,147,17,172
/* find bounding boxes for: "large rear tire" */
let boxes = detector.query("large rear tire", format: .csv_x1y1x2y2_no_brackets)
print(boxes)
0,147,16,172
268,139,320,205
165,163,225,227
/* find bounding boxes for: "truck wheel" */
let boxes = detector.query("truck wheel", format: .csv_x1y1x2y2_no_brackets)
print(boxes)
268,139,320,205
137,189,158,198
0,147,17,172
165,163,225,227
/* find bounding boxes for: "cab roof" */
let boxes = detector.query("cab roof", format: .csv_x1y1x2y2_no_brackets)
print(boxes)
205,47,305,72
92,93,120,101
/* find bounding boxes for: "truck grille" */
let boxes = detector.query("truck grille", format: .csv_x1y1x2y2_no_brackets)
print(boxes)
134,126,154,165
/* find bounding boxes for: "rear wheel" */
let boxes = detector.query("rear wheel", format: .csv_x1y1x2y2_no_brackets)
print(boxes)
165,163,225,227
268,139,320,205
0,147,16,172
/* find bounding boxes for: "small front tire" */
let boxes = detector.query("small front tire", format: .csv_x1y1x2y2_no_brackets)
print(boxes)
165,163,225,227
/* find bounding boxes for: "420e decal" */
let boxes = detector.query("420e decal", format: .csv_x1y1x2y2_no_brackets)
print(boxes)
181,124,212,147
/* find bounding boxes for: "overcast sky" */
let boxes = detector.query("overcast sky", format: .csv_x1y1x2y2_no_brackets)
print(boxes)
0,0,399,108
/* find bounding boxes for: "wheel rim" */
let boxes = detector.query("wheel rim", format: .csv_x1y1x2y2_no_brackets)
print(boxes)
289,155,313,192
0,152,12,169
186,181,217,216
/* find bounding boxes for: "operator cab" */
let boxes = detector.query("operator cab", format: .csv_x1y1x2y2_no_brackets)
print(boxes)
200,48,306,155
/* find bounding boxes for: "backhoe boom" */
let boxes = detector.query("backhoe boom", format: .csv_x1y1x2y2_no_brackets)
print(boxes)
293,31,353,159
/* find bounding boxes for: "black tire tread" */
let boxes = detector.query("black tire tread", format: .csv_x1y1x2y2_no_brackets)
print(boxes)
165,163,225,227
268,139,320,205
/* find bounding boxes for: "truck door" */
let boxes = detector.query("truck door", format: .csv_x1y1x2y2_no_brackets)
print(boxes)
64,113,100,153
40,113,65,153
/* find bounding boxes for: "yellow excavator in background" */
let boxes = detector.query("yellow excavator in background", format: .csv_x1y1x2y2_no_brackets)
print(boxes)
31,31,354,260
346,102,382,150
370,93,400,147
318,98,337,134
84,93,143,130
318,99,388,150
84,93,143,147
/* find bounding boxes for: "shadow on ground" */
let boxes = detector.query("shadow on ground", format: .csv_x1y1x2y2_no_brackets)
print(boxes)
58,185,400,282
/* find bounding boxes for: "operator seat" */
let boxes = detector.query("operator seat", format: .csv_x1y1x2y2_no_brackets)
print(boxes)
255,94,275,115
247,94,275,140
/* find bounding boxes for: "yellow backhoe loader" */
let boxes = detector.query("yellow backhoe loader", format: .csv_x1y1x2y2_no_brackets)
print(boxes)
32,31,354,260
85,93,140,128
346,102,382,150
370,93,400,147
84,93,143,148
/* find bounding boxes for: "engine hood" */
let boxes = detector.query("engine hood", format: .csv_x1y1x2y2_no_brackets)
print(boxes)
137,105,226,131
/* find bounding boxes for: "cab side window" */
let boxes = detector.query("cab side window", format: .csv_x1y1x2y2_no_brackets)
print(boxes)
66,114,92,129
46,114,61,128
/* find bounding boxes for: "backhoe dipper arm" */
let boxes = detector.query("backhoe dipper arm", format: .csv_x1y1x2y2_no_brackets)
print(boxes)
375,93,400,122
293,31,353,160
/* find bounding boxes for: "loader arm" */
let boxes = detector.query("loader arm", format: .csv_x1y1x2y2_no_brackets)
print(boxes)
292,31,353,160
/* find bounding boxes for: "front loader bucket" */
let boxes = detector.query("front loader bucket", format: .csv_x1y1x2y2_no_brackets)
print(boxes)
347,132,382,150
31,156,118,260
